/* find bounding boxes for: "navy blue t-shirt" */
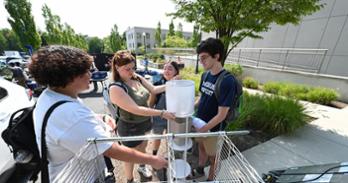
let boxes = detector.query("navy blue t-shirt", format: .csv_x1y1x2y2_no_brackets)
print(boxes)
152,77,167,124
197,70,236,132
154,76,167,104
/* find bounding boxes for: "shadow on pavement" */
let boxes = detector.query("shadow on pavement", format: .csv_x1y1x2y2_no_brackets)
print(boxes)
79,82,103,98
79,91,102,98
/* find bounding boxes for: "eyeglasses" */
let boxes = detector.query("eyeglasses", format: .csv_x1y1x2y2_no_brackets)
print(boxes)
199,55,211,62
122,66,136,72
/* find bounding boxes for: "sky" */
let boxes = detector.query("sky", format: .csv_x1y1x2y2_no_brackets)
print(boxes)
0,0,194,38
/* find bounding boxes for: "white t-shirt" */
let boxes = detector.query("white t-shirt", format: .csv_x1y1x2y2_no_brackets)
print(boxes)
33,88,113,181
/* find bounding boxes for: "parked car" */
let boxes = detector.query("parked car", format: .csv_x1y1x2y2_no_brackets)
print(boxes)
3,51,29,68
0,77,34,181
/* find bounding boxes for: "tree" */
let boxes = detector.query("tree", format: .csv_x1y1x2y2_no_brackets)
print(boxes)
42,4,64,44
109,24,123,52
42,4,88,50
155,22,162,47
88,37,104,53
0,32,6,53
164,36,188,48
4,0,41,50
167,20,175,37
175,22,183,38
190,24,201,47
0,28,22,52
170,0,323,65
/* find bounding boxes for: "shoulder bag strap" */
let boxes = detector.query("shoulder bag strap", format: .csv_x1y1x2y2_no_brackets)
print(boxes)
41,100,71,183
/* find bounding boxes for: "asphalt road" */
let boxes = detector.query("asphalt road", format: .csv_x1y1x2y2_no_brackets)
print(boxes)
79,81,107,114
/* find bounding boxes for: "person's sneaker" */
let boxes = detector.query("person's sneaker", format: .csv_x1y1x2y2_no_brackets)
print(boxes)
104,171,116,183
137,166,152,178
195,166,205,176
126,178,140,183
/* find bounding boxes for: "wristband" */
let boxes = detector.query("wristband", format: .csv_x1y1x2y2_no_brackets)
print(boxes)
160,110,165,119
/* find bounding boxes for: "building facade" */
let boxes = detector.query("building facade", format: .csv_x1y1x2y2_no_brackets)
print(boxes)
125,26,192,53
202,0,348,77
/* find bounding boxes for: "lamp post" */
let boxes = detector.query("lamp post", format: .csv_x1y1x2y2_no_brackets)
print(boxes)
142,32,148,72
142,32,146,56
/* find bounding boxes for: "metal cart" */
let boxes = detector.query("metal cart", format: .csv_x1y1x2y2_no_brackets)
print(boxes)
53,131,264,183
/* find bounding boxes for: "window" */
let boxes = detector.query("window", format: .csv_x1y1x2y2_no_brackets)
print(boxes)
137,33,142,39
0,87,8,101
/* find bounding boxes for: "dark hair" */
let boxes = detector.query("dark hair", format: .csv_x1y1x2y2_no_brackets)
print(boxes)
29,45,93,87
167,61,180,76
111,50,136,82
196,37,224,62
131,51,137,69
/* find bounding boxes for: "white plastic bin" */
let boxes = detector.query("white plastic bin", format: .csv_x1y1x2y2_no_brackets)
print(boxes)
166,80,195,118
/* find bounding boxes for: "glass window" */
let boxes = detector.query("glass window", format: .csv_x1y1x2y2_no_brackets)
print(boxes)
146,33,150,39
0,87,8,101
137,33,142,39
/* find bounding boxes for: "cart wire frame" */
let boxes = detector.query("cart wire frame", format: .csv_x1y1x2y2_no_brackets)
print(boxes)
54,131,264,183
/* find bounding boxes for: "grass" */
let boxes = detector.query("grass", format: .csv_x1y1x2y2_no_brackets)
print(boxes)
243,76,258,89
180,66,203,95
227,92,309,136
180,66,309,136
180,64,243,95
224,64,243,77
263,82,339,105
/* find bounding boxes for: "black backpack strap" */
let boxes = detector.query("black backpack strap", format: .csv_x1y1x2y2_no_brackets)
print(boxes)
108,82,128,122
214,70,228,100
199,71,209,92
109,81,128,93
41,100,71,183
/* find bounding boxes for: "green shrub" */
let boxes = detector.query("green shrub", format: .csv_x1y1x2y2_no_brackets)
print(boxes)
224,64,243,77
227,93,308,136
180,66,203,96
243,77,258,89
147,52,165,63
305,88,338,105
0,66,13,81
278,84,309,98
137,55,144,60
263,82,284,94
263,81,338,105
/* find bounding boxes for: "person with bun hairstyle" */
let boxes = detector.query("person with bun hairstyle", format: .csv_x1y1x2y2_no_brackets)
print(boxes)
109,50,176,183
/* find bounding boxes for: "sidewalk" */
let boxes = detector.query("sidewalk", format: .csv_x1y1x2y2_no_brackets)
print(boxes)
242,89,348,175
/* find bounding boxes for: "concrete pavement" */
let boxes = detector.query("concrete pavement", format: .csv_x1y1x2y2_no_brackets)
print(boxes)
242,89,348,176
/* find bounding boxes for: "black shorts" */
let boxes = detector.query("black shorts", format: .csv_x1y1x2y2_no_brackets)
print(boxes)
117,120,152,148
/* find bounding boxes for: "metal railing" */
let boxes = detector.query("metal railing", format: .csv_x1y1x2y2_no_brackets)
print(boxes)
226,47,328,74
152,47,328,74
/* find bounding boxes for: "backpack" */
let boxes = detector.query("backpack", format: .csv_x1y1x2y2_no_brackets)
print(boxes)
1,101,70,182
104,78,144,122
103,81,128,122
201,70,243,123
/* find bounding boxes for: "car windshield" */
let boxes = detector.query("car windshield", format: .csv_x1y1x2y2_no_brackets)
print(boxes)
0,87,8,101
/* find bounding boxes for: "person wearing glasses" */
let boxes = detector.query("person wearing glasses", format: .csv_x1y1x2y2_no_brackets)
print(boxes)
109,50,175,183
194,38,237,181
